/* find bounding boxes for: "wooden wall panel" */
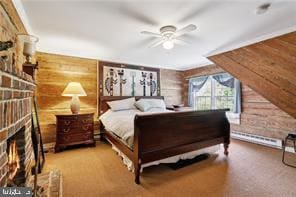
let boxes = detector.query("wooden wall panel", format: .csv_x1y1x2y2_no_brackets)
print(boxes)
36,52,98,144
160,69,184,105
183,64,296,140
231,84,296,139
209,32,296,118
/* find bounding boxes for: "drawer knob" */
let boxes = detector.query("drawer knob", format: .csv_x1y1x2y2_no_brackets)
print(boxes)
82,119,88,124
64,120,71,125
82,125,89,131
63,128,70,133
63,136,69,141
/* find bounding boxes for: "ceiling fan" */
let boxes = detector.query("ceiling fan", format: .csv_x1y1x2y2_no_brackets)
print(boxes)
141,24,197,50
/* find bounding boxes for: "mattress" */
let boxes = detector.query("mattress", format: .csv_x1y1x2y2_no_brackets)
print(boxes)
99,108,172,148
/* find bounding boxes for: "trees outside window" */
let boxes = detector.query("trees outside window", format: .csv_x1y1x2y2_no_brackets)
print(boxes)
194,76,234,111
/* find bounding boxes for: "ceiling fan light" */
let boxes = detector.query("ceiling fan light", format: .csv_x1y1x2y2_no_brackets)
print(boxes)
162,40,174,50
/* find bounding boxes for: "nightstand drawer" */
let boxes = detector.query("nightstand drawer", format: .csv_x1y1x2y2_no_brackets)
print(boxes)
57,118,93,127
57,132,93,144
57,119,75,126
79,118,93,124
57,124,93,133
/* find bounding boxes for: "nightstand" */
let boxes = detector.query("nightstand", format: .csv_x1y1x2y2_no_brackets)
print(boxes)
55,113,95,152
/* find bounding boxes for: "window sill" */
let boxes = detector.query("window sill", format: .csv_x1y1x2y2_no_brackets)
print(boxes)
226,112,240,125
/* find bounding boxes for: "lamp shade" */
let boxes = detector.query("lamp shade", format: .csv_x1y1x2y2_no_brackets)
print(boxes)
62,82,87,97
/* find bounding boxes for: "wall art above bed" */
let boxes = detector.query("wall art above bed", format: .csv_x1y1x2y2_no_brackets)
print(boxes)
98,61,161,97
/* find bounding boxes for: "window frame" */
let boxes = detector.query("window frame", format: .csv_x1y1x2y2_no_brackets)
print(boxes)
190,73,241,124
193,75,234,111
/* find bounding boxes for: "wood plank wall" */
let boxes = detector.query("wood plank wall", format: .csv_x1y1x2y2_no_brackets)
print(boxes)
184,64,296,140
209,32,296,118
35,53,185,144
232,85,296,140
36,52,98,144
160,69,184,105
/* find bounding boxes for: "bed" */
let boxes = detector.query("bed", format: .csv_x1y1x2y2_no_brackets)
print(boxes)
99,96,230,184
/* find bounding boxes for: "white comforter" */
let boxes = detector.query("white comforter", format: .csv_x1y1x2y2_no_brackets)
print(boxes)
99,108,172,148
99,108,220,171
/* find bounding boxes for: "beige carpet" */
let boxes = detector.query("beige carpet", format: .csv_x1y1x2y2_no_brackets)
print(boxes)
44,140,296,197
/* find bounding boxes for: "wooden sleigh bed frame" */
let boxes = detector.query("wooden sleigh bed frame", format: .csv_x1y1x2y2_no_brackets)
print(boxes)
99,96,230,184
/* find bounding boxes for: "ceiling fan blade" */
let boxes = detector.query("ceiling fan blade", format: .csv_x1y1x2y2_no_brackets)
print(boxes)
141,31,162,37
149,38,164,48
133,37,158,48
175,24,197,37
174,38,189,46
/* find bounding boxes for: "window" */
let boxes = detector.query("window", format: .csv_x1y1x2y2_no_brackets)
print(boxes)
214,80,234,111
188,73,241,124
193,76,234,111
194,78,211,110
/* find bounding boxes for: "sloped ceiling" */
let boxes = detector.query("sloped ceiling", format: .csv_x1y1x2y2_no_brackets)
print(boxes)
14,0,296,70
209,32,296,118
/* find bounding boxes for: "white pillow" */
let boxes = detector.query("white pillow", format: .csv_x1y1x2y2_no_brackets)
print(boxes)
107,97,136,111
141,99,166,110
134,99,152,112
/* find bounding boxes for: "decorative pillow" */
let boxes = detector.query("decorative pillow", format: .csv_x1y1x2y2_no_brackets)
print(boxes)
140,99,166,110
107,97,136,111
134,99,152,112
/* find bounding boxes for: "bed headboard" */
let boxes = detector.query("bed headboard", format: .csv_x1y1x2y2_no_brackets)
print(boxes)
98,61,162,115
99,96,164,114
98,61,160,96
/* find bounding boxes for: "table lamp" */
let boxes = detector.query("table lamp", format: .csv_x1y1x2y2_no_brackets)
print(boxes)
62,82,87,114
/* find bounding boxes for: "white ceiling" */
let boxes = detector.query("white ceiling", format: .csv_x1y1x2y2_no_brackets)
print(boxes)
14,0,296,70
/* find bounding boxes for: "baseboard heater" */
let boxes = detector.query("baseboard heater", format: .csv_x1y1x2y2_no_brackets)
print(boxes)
43,132,294,153
231,131,295,153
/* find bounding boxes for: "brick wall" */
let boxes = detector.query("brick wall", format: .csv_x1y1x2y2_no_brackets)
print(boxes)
0,58,36,186
0,0,35,186
0,57,36,186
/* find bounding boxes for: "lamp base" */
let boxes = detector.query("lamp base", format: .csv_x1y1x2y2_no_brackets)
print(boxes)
70,95,80,114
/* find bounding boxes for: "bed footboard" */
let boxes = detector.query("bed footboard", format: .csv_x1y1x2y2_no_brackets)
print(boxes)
133,109,230,184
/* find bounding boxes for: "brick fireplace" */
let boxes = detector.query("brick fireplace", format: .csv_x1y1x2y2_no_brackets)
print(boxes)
0,57,36,186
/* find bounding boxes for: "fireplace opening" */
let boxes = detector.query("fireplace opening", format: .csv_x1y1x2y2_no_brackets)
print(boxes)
5,126,28,187
7,140,20,185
